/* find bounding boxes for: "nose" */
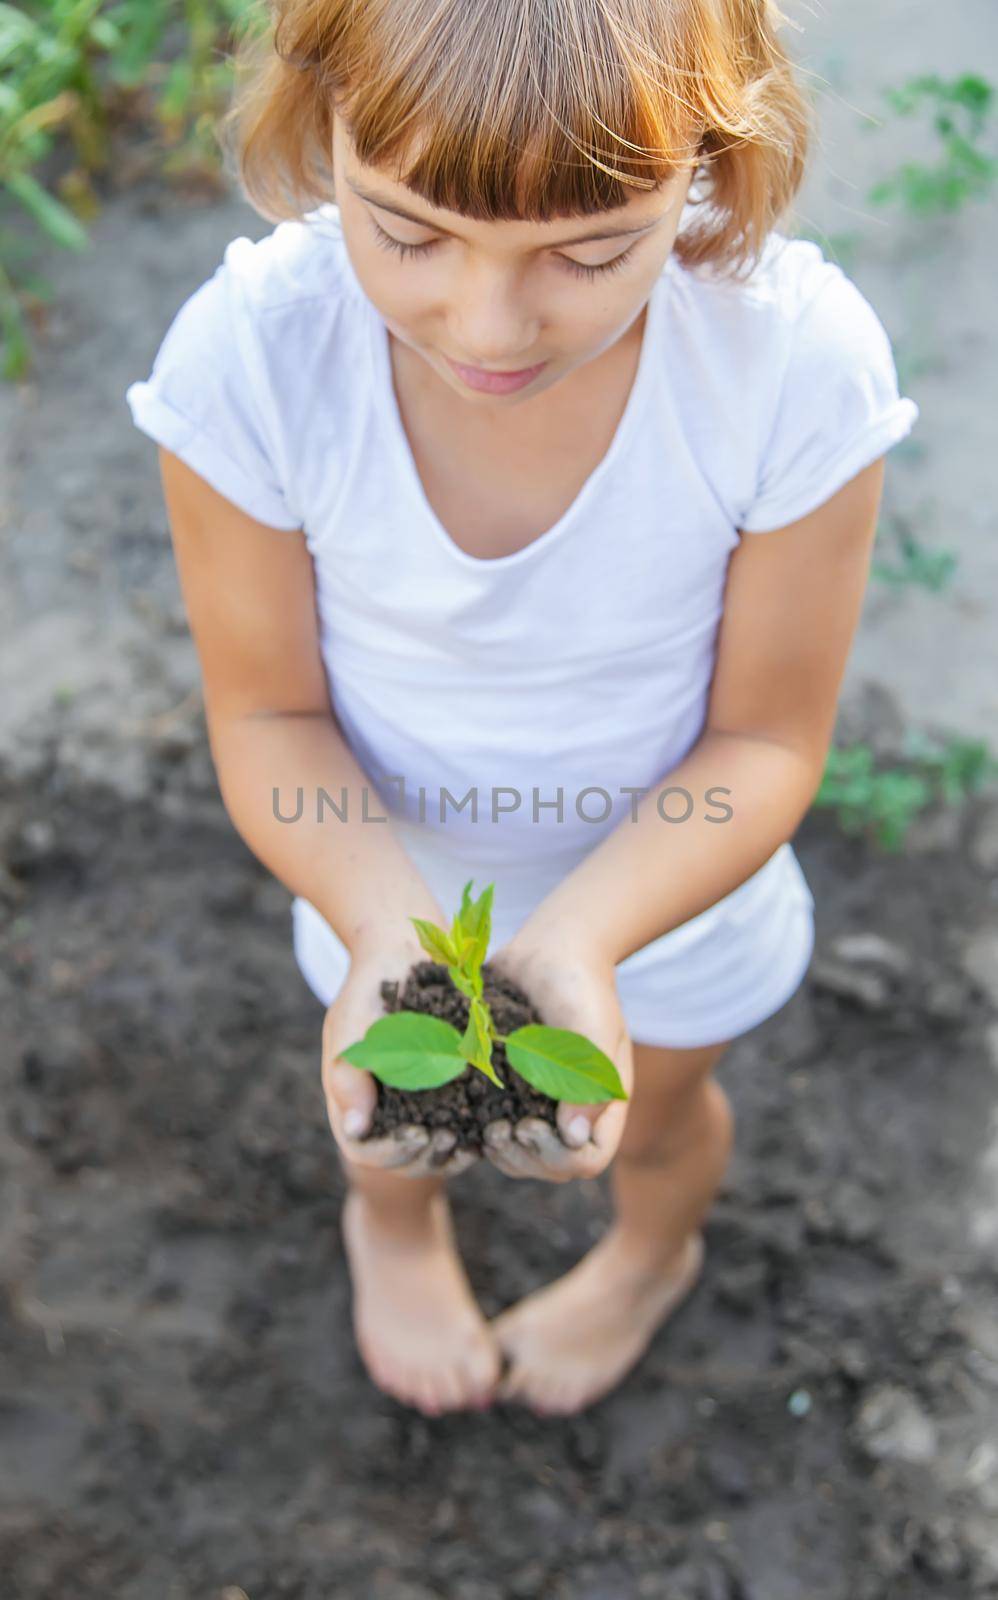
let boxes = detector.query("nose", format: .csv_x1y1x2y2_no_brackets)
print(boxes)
449,260,540,368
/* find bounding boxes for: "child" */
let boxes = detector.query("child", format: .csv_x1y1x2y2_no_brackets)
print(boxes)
126,0,918,1418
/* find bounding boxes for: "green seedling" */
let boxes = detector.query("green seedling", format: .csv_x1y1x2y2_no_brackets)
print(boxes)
871,515,958,593
0,0,263,380
813,744,932,852
866,74,997,216
339,880,629,1106
813,736,998,851
871,540,957,593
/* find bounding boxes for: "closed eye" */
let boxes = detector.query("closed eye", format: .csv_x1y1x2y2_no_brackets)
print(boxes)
368,217,639,280
559,244,639,279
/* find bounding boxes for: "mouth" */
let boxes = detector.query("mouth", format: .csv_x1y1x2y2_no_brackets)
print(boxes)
443,355,548,395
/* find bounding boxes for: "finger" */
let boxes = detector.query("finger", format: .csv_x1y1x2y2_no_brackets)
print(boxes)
555,1099,609,1149
428,1128,458,1168
337,1123,432,1170
483,1120,535,1179
483,1119,512,1158
436,1147,480,1178
587,1099,628,1157
388,1127,480,1179
483,1146,527,1178
514,1116,611,1182
512,1118,578,1179
408,1147,479,1179
323,1056,378,1140
514,1117,567,1158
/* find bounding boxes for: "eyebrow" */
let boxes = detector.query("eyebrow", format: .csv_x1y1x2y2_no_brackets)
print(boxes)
345,178,663,247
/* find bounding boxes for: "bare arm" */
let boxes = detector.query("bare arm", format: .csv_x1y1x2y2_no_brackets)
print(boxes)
513,458,887,967
157,446,446,957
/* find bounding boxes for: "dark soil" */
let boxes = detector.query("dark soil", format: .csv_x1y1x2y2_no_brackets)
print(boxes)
3,738,998,1598
367,958,559,1149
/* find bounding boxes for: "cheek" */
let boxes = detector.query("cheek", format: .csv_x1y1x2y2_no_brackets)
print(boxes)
345,240,424,326
373,260,438,325
567,288,643,352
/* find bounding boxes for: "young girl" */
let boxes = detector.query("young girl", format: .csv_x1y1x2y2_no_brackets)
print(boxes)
126,0,918,1419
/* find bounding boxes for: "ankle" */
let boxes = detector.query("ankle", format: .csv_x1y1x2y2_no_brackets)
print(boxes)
605,1220,701,1281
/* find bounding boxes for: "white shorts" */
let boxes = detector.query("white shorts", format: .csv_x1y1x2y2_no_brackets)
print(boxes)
290,823,816,1051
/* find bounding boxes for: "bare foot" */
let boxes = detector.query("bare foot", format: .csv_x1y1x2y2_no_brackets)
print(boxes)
341,1188,502,1415
491,1228,705,1415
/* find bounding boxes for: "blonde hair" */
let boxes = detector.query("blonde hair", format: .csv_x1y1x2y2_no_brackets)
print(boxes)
220,0,812,278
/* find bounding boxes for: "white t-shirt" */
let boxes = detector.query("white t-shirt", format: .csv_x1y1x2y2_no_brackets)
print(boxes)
125,202,918,964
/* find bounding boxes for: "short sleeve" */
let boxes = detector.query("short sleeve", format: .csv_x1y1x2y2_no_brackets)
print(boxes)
739,268,919,534
124,253,302,531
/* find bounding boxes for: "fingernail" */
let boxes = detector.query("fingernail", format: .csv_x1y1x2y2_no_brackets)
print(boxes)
343,1109,367,1137
565,1115,591,1148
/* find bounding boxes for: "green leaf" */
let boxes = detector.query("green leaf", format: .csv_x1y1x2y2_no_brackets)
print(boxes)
338,1012,466,1090
504,1025,628,1104
448,918,477,967
447,964,478,1001
460,996,503,1087
4,170,90,252
409,915,459,967
457,879,493,971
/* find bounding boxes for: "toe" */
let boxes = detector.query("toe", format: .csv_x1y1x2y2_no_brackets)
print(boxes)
533,1375,566,1414
393,1364,424,1411
552,1375,590,1415
524,1370,561,1414
436,1367,466,1413
462,1344,500,1406
413,1379,442,1416
415,1369,447,1420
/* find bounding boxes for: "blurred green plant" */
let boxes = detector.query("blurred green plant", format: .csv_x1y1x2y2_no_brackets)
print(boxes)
871,516,958,593
899,728,998,805
867,74,997,215
814,735,998,851
0,0,265,380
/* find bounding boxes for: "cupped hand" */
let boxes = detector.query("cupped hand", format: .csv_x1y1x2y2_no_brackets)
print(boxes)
321,939,479,1179
482,930,632,1183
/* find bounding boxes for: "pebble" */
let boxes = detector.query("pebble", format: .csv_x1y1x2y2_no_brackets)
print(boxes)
829,932,913,977
809,958,891,1011
853,1384,938,1463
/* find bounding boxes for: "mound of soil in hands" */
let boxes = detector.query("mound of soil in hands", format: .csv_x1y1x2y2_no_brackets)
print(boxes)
364,958,559,1151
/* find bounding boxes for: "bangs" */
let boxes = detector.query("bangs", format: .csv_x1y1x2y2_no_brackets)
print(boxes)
226,0,811,273
308,0,707,221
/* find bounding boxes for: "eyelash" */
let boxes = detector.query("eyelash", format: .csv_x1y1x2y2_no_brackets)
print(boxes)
369,218,639,279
